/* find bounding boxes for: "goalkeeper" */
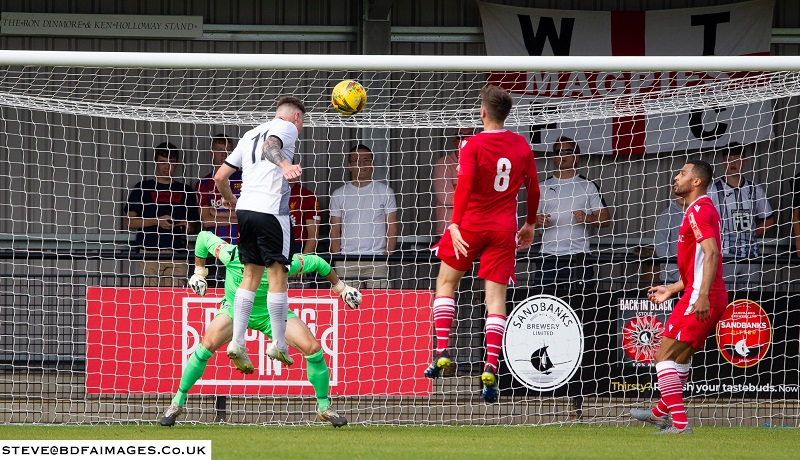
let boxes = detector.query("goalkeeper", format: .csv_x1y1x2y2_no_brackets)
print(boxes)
159,231,362,428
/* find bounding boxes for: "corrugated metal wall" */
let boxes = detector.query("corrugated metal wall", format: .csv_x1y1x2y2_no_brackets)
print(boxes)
1,0,799,243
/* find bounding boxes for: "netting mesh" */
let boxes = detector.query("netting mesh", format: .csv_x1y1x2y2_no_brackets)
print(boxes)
0,64,798,426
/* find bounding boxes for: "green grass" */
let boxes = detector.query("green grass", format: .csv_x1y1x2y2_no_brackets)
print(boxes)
0,425,797,459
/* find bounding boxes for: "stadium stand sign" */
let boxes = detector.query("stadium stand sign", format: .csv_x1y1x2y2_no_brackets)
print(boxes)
0,12,202,38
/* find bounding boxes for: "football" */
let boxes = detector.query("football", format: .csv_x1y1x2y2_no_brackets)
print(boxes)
331,80,367,115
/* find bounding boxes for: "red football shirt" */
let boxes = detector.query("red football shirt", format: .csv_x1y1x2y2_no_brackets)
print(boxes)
289,183,320,243
677,195,726,296
196,170,242,244
454,129,538,232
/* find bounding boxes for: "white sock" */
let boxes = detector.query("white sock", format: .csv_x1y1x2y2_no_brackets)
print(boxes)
232,288,255,348
268,291,289,351
676,361,692,385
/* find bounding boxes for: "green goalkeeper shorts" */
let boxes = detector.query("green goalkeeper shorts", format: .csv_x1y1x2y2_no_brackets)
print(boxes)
217,304,298,339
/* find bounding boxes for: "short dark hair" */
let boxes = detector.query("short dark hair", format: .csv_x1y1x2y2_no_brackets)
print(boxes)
277,95,306,114
154,141,180,162
479,85,513,122
349,143,372,153
721,142,745,159
211,133,233,148
553,135,581,156
687,159,714,187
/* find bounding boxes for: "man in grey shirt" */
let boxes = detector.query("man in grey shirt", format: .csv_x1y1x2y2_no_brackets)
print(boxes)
654,196,685,284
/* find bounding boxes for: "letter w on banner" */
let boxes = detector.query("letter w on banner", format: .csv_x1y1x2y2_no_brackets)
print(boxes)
478,0,774,155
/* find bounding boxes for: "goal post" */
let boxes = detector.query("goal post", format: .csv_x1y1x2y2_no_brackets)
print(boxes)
0,51,798,426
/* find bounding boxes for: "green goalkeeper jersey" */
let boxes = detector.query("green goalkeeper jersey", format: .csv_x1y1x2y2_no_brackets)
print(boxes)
195,231,332,308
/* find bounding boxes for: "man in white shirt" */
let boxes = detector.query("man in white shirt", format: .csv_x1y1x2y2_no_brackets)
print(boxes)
707,143,774,291
213,95,305,373
535,136,611,289
535,136,610,419
330,144,398,289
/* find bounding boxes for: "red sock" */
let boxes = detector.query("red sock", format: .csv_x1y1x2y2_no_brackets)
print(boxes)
484,314,506,373
432,297,456,354
655,361,689,429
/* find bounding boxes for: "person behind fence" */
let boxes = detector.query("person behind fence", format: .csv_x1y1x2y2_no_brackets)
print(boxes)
654,196,686,284
708,143,774,292
196,134,239,287
424,84,539,404
329,144,398,289
432,127,478,239
630,159,727,435
289,181,321,255
159,230,361,428
124,141,199,287
535,136,610,288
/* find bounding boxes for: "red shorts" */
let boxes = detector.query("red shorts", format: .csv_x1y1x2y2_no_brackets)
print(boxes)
662,290,728,350
433,227,517,284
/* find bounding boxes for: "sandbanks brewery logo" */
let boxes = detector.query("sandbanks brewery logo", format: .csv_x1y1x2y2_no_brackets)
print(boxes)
503,295,583,391
716,299,771,368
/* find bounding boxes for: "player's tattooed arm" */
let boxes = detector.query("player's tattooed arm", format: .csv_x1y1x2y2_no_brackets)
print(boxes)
261,135,285,166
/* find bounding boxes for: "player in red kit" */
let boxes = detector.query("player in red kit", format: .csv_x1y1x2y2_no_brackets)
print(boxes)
631,160,728,434
425,85,540,403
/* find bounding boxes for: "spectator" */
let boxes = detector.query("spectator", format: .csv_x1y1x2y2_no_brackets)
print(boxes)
196,134,239,243
329,144,398,289
654,196,685,284
196,134,239,287
431,126,481,375
535,136,611,288
432,127,478,238
124,141,199,287
289,182,321,254
535,135,609,420
708,143,774,291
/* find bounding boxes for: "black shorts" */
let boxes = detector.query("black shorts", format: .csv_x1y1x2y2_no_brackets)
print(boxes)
236,210,294,267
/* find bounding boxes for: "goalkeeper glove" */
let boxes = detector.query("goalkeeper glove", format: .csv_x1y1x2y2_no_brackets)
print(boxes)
332,280,362,309
188,266,208,296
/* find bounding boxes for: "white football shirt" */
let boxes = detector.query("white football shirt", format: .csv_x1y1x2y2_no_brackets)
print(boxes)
225,118,298,215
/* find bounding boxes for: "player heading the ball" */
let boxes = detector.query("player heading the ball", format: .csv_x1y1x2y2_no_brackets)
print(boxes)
213,96,306,372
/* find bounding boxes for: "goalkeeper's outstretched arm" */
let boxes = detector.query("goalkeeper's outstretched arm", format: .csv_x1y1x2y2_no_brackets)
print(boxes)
189,231,237,296
290,254,362,309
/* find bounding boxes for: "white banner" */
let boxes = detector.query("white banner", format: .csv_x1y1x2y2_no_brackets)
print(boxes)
0,13,202,38
479,0,775,154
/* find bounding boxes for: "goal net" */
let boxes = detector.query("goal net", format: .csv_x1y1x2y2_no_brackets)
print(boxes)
0,52,798,426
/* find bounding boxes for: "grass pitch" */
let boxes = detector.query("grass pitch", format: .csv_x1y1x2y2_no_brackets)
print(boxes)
0,424,797,459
